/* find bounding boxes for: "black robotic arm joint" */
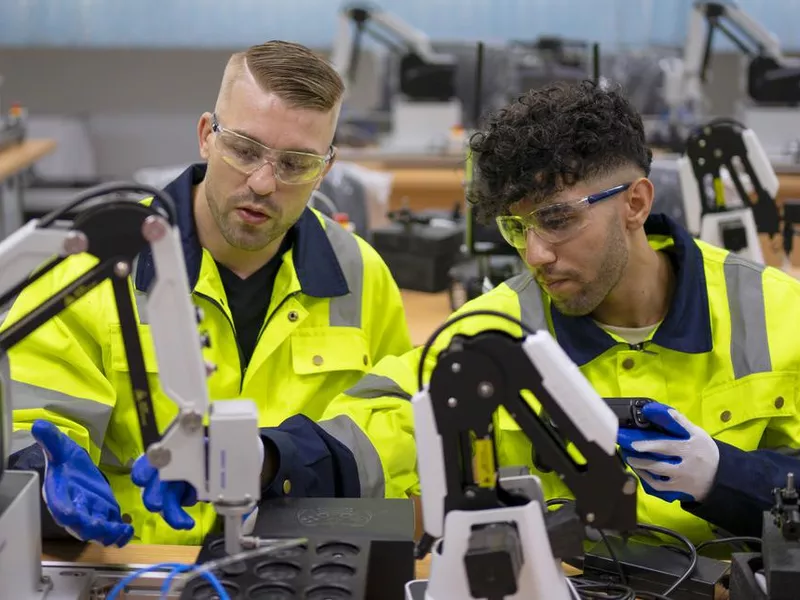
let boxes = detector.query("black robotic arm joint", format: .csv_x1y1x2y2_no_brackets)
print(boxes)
0,183,179,449
427,329,638,534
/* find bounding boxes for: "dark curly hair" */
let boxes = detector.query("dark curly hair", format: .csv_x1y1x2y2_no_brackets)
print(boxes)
468,79,653,223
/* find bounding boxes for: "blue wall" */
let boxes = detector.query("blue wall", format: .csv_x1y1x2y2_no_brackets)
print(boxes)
0,0,798,50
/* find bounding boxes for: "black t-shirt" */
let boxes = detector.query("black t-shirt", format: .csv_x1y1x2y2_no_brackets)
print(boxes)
216,239,291,367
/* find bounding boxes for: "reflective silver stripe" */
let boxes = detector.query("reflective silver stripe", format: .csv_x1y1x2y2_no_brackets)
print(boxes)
506,272,547,331
322,216,364,328
10,429,35,455
344,374,412,401
134,289,149,325
100,444,133,468
318,414,385,498
9,380,112,448
723,254,771,378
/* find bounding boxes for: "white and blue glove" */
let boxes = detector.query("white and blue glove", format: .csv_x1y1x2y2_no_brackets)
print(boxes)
31,420,135,547
131,437,263,532
616,401,719,504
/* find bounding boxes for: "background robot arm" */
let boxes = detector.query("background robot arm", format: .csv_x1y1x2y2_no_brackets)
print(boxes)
330,2,455,86
664,1,800,124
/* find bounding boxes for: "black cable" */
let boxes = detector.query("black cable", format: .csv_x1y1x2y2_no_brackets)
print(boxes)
569,577,634,599
598,528,628,587
571,576,674,600
637,523,697,597
415,309,535,391
37,181,177,228
546,498,628,587
696,535,762,552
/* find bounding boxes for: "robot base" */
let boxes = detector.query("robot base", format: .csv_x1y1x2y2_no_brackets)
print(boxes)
700,208,764,264
0,471,95,600
409,501,572,600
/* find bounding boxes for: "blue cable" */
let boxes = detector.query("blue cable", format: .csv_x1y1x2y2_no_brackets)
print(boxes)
105,561,230,600
160,562,196,596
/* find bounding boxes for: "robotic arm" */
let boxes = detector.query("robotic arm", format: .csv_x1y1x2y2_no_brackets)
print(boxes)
664,1,800,123
677,117,785,264
411,323,638,600
330,3,457,102
0,182,261,556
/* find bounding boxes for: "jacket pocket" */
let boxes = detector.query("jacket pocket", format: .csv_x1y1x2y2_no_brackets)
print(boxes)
701,371,796,444
107,323,160,374
291,327,372,375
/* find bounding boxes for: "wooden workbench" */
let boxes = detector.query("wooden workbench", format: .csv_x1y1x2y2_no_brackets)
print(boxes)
41,541,733,599
0,138,56,181
0,138,57,237
377,166,800,212
42,541,434,579
400,289,453,346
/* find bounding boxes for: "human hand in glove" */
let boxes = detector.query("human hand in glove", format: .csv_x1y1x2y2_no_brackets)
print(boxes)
131,436,264,532
31,420,134,547
616,401,719,504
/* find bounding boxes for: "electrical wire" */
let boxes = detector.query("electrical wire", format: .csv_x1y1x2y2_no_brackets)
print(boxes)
695,535,762,552
570,577,673,600
416,309,535,390
548,498,700,599
104,561,229,600
547,498,628,586
162,537,308,597
637,523,697,597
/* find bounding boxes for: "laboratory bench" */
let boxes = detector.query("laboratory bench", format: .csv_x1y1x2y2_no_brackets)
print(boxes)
363,163,800,214
39,541,734,599
41,541,434,579
0,138,56,238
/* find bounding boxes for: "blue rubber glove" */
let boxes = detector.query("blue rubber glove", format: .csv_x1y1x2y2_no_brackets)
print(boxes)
616,401,719,503
31,420,134,547
131,437,263,532
131,454,198,530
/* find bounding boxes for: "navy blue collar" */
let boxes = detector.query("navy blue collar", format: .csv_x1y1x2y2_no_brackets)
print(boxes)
134,163,349,298
550,213,713,366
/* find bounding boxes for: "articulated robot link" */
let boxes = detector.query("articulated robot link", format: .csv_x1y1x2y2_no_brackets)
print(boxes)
0,182,262,560
410,325,638,600
678,118,785,265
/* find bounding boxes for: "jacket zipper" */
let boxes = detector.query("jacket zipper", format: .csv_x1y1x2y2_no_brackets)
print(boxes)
194,291,247,389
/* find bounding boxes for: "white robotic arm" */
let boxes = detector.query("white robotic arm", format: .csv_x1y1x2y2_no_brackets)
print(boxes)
331,3,455,86
664,1,799,124
0,182,261,557
410,319,638,600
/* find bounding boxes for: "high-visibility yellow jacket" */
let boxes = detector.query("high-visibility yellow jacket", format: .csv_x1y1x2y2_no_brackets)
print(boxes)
4,164,415,545
334,214,800,544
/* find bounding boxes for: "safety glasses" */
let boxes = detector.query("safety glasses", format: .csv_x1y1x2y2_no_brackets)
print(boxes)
495,182,631,248
211,113,334,185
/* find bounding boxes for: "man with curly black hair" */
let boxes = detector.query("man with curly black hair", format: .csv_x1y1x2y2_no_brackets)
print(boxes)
330,79,800,544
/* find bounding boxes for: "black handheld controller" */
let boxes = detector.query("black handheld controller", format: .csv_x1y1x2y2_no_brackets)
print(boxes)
604,397,655,429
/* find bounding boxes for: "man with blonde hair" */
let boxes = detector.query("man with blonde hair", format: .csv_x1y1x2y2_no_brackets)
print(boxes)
3,40,415,546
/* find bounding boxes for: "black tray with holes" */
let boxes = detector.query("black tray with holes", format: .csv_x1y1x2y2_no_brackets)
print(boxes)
180,535,371,600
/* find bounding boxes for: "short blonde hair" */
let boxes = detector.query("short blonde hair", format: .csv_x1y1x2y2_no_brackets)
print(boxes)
219,40,344,112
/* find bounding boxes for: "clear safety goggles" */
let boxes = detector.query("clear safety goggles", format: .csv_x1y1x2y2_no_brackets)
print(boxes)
211,113,334,185
495,182,631,248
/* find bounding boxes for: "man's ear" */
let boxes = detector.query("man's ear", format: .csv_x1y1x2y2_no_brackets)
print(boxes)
624,177,654,230
197,112,214,161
